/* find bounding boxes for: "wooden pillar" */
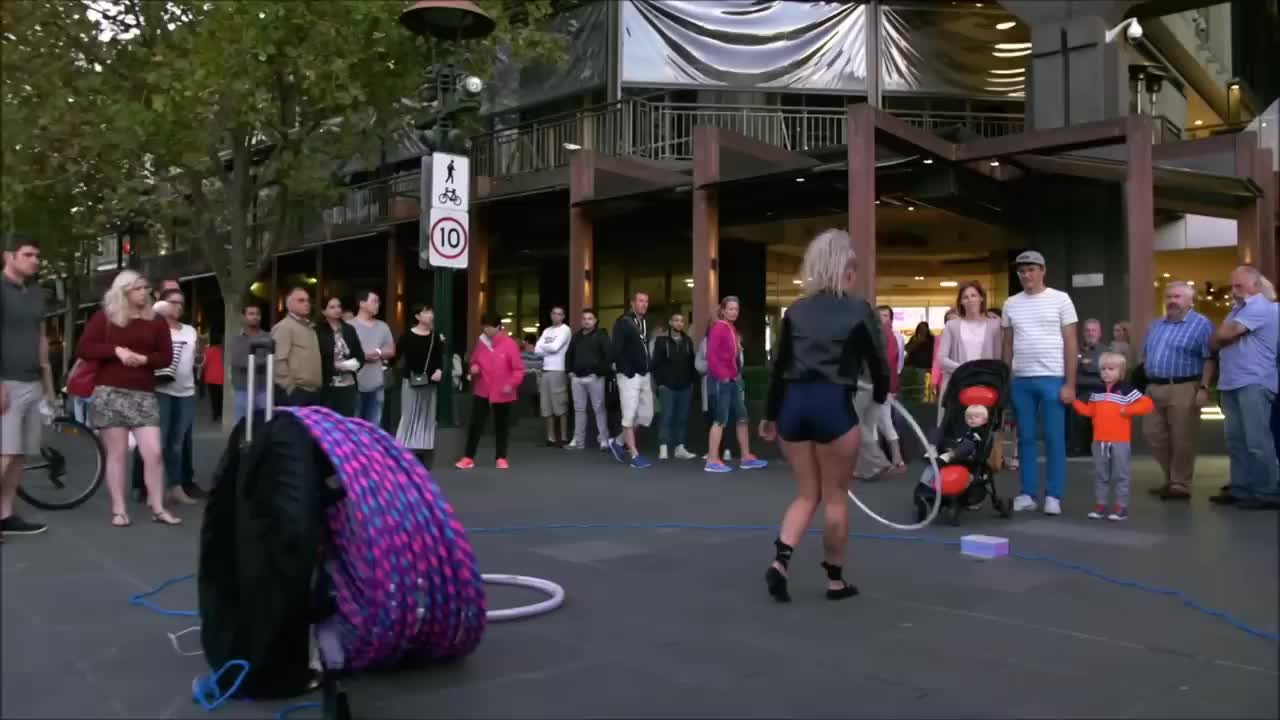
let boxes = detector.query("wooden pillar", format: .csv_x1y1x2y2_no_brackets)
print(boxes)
385,232,405,337
466,207,490,354
1125,115,1155,352
692,127,720,343
1235,134,1264,269
569,151,594,322
848,104,877,301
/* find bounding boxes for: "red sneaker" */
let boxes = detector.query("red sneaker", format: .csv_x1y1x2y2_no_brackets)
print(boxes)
496,459,509,470
454,457,475,470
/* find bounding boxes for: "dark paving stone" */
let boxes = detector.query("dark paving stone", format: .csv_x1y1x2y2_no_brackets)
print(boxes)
3,413,1277,719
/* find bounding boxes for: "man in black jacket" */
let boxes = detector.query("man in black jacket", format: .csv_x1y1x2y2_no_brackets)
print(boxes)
652,312,697,460
609,291,653,468
564,308,612,451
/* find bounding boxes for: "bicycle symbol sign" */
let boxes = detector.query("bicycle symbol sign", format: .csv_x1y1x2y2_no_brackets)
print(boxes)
427,208,469,268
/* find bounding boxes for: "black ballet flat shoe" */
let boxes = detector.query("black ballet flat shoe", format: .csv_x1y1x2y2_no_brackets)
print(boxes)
765,566,791,603
825,582,859,600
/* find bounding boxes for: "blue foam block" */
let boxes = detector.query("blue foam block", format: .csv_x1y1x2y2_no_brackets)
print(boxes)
960,534,1009,559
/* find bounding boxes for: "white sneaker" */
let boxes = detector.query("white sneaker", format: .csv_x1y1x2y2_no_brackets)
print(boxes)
658,445,669,460
1012,494,1037,512
1043,497,1061,516
673,445,697,460
723,449,732,461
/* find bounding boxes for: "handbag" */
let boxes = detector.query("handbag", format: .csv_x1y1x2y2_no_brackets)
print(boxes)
67,358,99,398
407,333,437,388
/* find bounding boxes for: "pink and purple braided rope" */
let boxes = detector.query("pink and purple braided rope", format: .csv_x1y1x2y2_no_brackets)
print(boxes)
279,407,486,670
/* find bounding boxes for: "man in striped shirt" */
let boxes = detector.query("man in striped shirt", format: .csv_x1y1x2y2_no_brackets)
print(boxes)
1001,250,1079,516
1140,281,1215,501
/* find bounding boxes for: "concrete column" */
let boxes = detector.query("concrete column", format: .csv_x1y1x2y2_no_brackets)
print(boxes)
848,104,877,301
692,127,720,343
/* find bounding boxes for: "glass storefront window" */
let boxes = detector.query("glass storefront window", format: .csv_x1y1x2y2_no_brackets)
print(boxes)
597,265,625,308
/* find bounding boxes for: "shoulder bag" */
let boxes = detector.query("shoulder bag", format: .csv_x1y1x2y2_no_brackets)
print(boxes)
407,332,437,388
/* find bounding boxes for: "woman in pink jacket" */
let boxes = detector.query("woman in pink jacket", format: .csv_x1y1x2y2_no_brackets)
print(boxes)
704,296,768,473
455,314,525,470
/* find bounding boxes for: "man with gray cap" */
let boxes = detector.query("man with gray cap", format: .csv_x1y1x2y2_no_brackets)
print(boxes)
1001,250,1079,516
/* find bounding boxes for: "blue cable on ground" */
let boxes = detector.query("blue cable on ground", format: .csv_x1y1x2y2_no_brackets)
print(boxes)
132,521,1278,718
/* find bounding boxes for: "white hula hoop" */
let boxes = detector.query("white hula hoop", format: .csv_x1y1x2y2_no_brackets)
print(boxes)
482,574,565,622
849,383,942,531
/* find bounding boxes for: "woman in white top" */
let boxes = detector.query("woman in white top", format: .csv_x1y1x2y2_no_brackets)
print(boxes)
935,282,1003,424
153,293,199,506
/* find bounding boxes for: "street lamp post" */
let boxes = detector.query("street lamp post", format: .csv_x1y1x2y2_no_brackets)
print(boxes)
399,1,494,430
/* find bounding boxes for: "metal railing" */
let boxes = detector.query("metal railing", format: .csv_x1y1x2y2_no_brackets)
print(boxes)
321,173,420,226
468,97,1028,177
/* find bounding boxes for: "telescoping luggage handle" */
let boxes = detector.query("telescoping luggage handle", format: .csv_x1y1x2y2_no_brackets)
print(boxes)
243,336,276,445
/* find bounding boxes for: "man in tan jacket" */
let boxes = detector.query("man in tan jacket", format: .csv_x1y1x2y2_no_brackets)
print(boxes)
271,286,323,406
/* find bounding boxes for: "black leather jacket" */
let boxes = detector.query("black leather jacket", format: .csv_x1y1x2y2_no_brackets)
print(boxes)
766,292,890,421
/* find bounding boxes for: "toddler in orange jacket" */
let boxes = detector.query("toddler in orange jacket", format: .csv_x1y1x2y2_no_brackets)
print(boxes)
1072,352,1154,520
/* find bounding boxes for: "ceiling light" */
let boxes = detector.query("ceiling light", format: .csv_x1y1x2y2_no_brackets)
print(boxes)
922,158,934,164
562,142,582,151
1162,272,1171,278
792,279,803,285
794,177,805,183
1006,91,1026,97
996,21,1016,30
914,276,925,281
992,50,1032,58
989,159,1000,167
994,42,1032,50
985,85,1025,92
990,68,1025,74
985,76,1025,83
875,199,881,205
1193,119,1204,126
907,205,916,211
939,281,958,288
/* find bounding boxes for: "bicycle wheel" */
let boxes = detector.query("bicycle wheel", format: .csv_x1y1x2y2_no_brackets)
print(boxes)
18,417,105,510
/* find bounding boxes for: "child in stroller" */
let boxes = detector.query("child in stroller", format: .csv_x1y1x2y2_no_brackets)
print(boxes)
913,360,1014,525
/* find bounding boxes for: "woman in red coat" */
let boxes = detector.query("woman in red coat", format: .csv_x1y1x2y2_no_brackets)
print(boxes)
203,342,224,422
455,314,525,470
76,270,177,527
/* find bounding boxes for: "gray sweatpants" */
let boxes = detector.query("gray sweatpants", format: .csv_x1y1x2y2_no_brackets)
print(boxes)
570,375,609,448
1092,441,1132,507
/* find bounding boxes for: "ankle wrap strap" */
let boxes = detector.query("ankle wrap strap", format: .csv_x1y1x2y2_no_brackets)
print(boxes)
820,562,843,581
773,538,794,569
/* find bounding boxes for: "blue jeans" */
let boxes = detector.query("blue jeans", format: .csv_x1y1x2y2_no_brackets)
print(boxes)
232,388,268,423
157,394,195,489
1221,385,1280,501
358,388,385,426
657,385,692,447
1010,376,1067,500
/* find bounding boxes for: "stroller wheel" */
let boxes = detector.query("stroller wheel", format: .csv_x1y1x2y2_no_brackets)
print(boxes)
946,502,962,526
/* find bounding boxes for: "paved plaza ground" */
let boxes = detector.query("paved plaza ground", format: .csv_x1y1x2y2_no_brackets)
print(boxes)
3,408,1277,719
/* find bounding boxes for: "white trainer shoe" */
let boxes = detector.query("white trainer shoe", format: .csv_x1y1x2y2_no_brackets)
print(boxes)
673,445,697,460
658,445,669,460
1012,494,1037,512
1043,497,1061,516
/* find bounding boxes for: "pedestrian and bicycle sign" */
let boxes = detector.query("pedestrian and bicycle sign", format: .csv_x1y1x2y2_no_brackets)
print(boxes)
420,151,471,270
426,208,469,269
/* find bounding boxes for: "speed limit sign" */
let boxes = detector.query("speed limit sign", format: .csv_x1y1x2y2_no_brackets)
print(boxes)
426,207,469,269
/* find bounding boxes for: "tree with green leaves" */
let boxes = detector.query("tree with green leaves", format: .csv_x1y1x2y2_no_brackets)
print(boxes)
5,0,564,426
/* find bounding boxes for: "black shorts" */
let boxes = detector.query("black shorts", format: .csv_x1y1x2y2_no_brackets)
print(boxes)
777,382,858,444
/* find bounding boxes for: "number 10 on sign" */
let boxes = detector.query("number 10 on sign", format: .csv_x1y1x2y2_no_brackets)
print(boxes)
426,207,469,269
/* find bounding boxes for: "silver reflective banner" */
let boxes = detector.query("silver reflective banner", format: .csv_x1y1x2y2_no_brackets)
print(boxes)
881,3,1029,98
621,0,868,91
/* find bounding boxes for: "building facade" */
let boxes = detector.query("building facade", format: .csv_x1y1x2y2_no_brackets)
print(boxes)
56,0,1280,377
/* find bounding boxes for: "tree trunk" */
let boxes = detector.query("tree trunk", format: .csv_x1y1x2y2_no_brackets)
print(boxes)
220,293,243,432
61,278,78,381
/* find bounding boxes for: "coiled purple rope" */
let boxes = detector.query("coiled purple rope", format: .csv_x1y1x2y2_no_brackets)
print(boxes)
279,407,486,670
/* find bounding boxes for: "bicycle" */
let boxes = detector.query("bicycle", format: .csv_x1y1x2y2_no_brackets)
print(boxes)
20,414,106,510
437,187,461,206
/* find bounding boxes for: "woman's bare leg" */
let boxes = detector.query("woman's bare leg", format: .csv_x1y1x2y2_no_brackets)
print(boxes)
776,439,821,560
100,428,129,518
816,425,860,587
706,422,724,465
133,427,174,520
735,421,754,458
